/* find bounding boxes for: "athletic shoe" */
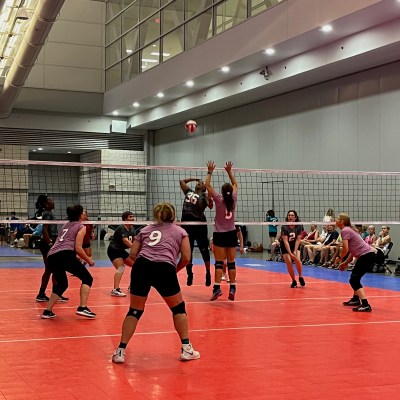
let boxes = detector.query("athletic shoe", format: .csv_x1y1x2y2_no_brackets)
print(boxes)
111,288,126,297
353,304,372,312
299,277,305,287
205,271,211,287
112,347,125,363
76,306,96,318
36,293,49,302
343,298,361,306
210,288,223,301
187,273,194,286
290,280,297,288
58,296,69,303
41,309,56,319
221,274,227,281
228,287,236,301
180,343,200,361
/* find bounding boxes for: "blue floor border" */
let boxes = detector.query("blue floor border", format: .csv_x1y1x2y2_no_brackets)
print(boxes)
0,256,398,292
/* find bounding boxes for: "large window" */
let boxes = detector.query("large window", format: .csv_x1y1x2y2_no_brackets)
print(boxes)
106,0,286,89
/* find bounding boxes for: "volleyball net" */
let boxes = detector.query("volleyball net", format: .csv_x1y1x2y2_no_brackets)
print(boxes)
0,159,399,227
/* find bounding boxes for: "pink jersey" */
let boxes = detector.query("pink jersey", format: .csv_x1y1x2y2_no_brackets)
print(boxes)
341,226,372,259
135,222,188,267
212,190,237,232
48,221,84,256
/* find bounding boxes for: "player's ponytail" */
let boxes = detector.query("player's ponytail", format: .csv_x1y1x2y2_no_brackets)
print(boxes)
222,183,234,213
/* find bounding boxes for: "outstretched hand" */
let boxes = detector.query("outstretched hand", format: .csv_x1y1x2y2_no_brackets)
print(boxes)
206,161,216,172
225,161,233,172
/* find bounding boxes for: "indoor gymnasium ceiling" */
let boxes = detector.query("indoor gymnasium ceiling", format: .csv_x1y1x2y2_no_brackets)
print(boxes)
2,0,400,132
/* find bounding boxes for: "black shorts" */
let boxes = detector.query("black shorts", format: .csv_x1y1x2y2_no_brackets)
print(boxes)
82,243,91,249
279,241,296,255
213,230,237,248
107,246,129,262
351,252,376,284
182,224,209,249
130,257,180,297
269,232,277,238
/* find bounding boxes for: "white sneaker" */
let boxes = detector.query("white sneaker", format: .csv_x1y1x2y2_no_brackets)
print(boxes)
111,288,126,297
221,274,227,281
112,347,125,363
180,343,200,361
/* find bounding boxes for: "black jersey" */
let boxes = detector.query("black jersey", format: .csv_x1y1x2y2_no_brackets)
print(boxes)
181,189,208,222
42,210,58,239
108,225,136,250
280,224,303,243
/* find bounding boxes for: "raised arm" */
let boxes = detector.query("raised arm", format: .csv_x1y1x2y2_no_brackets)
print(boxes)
224,161,238,190
205,161,216,197
179,177,199,193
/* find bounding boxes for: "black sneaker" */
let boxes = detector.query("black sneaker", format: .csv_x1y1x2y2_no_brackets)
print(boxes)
76,306,96,318
343,298,361,306
58,296,69,303
353,304,372,312
205,271,211,287
210,288,223,301
299,277,305,287
41,309,56,319
228,287,236,301
290,280,297,288
36,293,49,302
187,273,194,286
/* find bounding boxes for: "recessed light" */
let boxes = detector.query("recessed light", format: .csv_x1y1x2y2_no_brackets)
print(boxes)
321,24,332,32
157,92,164,98
67,151,72,154
221,66,230,73
38,147,43,151
150,52,171,57
133,102,139,107
126,49,133,54
32,149,36,152
112,111,119,116
265,48,275,55
186,80,194,87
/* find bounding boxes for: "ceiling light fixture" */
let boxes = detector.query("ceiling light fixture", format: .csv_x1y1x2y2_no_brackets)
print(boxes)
112,111,119,116
321,24,332,32
186,80,194,87
38,147,43,151
157,92,164,98
265,48,275,55
67,151,72,154
133,102,139,107
221,66,230,73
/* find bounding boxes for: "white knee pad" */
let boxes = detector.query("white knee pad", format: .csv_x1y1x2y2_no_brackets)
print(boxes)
117,265,125,274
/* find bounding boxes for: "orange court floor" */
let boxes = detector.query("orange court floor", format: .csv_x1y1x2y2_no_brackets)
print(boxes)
0,250,400,400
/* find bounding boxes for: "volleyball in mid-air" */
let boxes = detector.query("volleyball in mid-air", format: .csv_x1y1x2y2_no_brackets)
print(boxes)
185,120,197,135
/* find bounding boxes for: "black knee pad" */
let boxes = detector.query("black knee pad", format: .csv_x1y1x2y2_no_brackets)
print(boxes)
215,261,224,270
127,307,144,320
227,262,236,270
349,276,362,291
171,301,186,315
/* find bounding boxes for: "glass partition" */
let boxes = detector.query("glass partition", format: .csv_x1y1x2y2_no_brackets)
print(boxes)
106,0,286,89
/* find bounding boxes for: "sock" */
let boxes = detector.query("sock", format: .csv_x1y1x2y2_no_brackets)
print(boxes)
118,342,127,349
181,338,190,345
353,295,360,301
361,299,369,306
213,284,220,291
229,283,236,291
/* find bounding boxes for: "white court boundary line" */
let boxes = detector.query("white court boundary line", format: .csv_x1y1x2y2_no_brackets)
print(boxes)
1,319,400,344
2,294,400,313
